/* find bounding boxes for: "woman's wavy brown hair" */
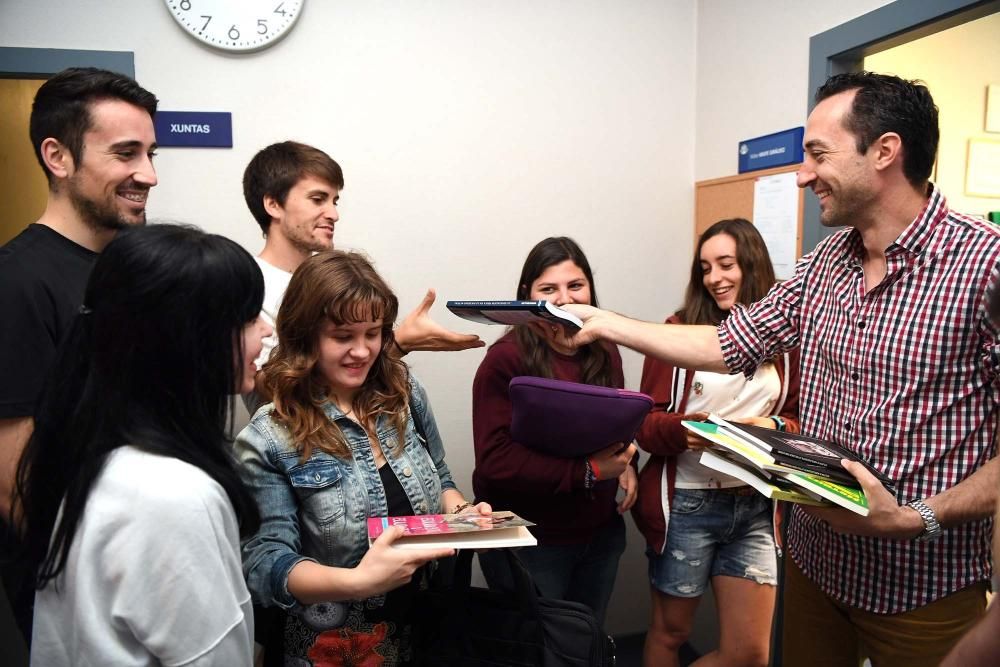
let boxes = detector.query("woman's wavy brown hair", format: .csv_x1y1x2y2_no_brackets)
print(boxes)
681,218,777,326
259,250,409,461
513,237,614,387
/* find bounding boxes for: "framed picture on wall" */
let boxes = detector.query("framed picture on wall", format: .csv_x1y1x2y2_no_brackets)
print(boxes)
988,83,1000,134
966,138,1000,198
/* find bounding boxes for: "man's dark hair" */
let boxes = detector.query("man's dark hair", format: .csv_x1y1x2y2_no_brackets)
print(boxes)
29,67,158,186
815,71,939,189
242,141,345,235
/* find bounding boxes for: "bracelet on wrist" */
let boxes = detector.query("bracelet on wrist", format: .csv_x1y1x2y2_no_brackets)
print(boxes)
390,337,407,357
589,457,602,480
769,415,786,431
583,459,596,490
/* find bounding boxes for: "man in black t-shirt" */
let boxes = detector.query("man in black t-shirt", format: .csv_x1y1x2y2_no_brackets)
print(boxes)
0,67,159,645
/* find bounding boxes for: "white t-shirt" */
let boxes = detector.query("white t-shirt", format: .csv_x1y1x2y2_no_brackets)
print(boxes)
254,256,292,369
31,447,254,667
675,362,780,488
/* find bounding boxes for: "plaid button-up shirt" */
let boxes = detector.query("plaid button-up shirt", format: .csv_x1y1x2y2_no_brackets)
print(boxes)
719,187,1000,613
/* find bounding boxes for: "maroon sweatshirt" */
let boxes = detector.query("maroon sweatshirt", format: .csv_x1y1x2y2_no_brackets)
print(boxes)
471,331,625,545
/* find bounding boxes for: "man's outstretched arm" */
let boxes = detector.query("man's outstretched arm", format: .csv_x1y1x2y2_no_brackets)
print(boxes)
562,304,728,373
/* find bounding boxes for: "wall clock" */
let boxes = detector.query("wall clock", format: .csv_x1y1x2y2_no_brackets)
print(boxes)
163,0,304,53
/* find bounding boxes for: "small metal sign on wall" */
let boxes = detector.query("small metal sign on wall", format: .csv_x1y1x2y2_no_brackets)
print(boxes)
154,111,233,148
738,127,803,173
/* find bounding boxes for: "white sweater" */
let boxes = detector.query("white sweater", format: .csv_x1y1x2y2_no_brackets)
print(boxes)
31,447,254,666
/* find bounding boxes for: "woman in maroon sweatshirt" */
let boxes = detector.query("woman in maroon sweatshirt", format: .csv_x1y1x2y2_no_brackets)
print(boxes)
472,236,637,629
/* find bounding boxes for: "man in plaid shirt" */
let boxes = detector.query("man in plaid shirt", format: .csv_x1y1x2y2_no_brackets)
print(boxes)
566,72,1000,666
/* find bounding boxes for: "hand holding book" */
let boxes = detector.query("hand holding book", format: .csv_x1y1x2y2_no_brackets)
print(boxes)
800,458,922,539
730,415,778,430
683,412,711,449
355,526,457,596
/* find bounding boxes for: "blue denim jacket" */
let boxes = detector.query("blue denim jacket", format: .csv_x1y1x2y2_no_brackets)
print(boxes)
236,374,457,610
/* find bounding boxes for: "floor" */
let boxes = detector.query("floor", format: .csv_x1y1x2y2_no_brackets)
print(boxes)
613,634,700,666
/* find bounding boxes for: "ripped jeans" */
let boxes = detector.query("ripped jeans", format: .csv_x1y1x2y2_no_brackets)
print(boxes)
647,489,777,597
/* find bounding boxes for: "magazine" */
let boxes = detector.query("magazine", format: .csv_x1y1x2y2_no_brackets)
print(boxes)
446,300,582,331
367,510,538,550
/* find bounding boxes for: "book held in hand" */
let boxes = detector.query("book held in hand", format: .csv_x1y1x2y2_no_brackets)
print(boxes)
367,510,538,550
726,420,895,492
446,300,583,331
682,415,879,516
698,450,827,506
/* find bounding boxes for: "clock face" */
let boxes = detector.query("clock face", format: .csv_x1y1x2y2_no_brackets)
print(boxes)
164,0,304,53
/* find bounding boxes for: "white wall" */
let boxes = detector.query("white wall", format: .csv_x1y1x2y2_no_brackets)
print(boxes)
695,0,895,181
865,12,1000,218
0,0,694,635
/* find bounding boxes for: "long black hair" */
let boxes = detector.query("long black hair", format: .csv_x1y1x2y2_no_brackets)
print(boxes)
513,236,614,387
13,224,263,587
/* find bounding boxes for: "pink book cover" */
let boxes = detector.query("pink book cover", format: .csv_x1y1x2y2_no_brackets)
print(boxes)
367,511,533,540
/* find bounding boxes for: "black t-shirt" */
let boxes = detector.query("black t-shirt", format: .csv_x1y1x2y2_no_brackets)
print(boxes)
378,462,415,517
0,224,97,418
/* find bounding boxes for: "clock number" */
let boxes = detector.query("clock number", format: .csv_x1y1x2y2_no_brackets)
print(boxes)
273,2,287,16
257,19,268,34
200,15,211,31
179,0,191,10
228,25,240,40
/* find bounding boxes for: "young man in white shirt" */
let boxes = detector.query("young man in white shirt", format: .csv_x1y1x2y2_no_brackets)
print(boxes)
241,141,483,387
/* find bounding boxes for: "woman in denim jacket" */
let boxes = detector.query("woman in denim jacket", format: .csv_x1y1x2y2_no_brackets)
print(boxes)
237,250,488,665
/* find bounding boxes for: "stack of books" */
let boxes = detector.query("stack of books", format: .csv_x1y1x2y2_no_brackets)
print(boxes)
682,415,895,516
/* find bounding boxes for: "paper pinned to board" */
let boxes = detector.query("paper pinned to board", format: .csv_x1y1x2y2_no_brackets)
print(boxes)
752,172,799,279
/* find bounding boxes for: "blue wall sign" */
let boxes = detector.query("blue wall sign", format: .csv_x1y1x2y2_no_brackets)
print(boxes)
738,127,803,173
154,111,233,148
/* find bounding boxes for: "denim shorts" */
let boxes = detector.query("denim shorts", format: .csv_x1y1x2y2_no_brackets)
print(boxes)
647,488,777,597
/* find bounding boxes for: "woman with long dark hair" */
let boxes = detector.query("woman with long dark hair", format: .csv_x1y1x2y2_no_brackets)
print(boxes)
237,250,487,665
14,224,270,665
633,218,801,667
472,236,637,629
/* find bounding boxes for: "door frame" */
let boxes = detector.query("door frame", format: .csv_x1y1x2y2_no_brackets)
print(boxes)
0,47,134,79
801,0,1000,252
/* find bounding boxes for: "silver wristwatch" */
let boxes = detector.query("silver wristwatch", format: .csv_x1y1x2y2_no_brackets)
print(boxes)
906,499,942,542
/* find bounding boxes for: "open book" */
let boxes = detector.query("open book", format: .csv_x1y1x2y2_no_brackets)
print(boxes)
446,300,582,331
367,511,538,550
682,416,879,516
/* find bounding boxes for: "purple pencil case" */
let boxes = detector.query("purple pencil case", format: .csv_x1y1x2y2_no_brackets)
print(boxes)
508,376,654,457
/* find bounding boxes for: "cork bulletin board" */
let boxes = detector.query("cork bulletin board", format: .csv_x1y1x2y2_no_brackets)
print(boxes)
694,163,804,258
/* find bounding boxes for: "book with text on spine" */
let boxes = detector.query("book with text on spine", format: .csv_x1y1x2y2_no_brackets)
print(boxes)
367,510,538,550
446,300,583,331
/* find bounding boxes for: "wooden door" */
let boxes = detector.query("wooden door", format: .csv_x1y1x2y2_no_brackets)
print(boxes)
0,78,48,245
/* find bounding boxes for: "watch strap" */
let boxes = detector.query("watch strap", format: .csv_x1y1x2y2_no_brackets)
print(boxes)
906,498,942,542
